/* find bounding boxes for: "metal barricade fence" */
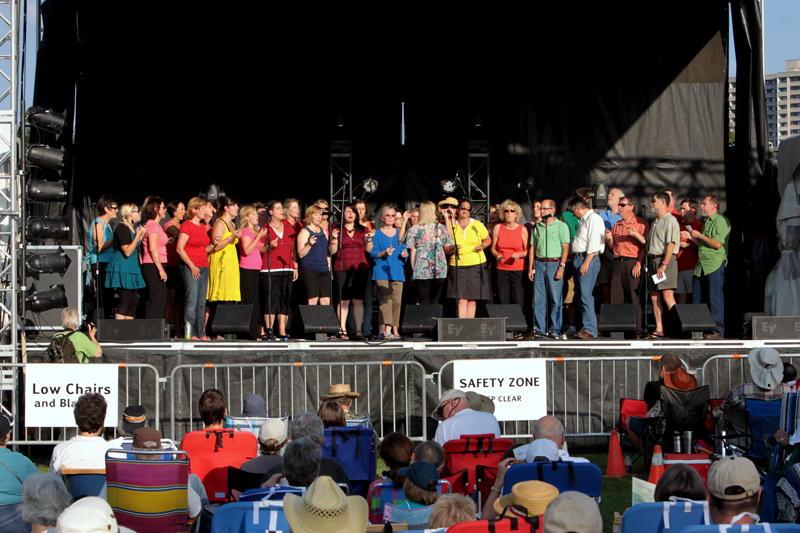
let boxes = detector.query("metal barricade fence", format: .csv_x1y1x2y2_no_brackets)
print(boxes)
433,356,676,438
701,353,800,398
0,362,161,445
169,360,427,444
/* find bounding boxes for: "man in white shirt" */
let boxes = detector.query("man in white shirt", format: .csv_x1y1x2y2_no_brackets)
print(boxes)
569,197,605,339
50,393,112,473
524,415,588,463
432,389,501,445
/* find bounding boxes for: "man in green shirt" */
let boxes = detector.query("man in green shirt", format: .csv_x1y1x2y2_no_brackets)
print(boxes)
690,195,730,339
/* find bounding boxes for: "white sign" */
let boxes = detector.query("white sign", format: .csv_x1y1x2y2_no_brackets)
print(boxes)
25,364,118,427
453,358,547,422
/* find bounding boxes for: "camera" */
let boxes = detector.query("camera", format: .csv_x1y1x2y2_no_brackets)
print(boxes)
80,321,96,334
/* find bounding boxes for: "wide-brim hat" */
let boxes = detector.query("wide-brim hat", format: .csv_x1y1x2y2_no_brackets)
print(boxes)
465,391,496,414
438,197,459,208
493,480,559,517
748,347,783,390
320,383,361,400
431,389,468,421
284,476,368,533
663,368,697,391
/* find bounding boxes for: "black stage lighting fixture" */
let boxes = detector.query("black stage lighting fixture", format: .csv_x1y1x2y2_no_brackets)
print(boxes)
26,144,65,171
592,182,608,210
27,217,69,240
362,178,379,194
26,246,72,274
26,106,66,136
206,183,225,202
26,179,67,202
26,284,67,313
440,179,457,194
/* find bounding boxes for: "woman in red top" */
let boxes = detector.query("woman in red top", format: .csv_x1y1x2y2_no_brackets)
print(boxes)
176,197,214,340
490,199,528,306
261,199,298,340
331,204,374,339
163,200,185,332
140,196,169,319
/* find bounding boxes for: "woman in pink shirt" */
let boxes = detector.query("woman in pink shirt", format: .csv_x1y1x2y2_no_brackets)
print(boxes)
238,205,268,338
141,196,169,319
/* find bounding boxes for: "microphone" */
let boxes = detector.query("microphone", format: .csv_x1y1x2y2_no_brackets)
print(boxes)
542,214,553,221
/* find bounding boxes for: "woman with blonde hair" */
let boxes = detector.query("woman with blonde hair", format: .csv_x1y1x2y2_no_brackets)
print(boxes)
490,199,528,306
370,203,408,339
176,197,215,339
406,201,452,305
238,205,268,337
105,203,146,319
297,204,331,305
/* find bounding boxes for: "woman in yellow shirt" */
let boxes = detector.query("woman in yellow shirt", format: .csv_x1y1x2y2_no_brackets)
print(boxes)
445,199,492,318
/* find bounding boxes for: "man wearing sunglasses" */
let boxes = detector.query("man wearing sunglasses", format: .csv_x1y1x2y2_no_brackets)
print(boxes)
606,199,647,335
528,199,570,338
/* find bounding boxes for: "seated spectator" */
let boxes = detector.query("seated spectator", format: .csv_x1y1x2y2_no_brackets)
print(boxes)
384,461,439,527
486,477,558,520
51,307,103,363
50,393,112,472
55,496,135,533
318,400,346,428
190,388,226,432
526,438,560,462
283,475,367,533
411,440,445,475
432,389,500,445
783,361,798,392
0,414,38,533
262,411,349,486
717,348,790,436
241,393,267,418
107,404,147,449
543,491,603,533
707,456,761,526
378,432,414,482
320,383,362,420
525,415,588,463
19,473,72,533
428,493,476,529
654,464,707,501
239,418,288,475
263,437,320,489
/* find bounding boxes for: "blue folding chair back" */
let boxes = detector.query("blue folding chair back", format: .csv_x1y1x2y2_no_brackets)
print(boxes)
60,468,106,500
502,460,602,498
745,398,782,462
223,416,275,440
681,525,800,533
211,500,290,533
238,485,305,502
621,500,709,533
781,392,799,436
367,479,451,524
322,426,376,496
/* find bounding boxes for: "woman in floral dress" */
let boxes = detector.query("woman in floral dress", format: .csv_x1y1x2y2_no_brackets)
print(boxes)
405,201,453,305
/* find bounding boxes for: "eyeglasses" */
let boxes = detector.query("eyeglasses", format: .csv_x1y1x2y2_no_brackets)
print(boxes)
321,211,330,216
110,205,118,210
503,209,515,213
442,204,457,209
131,209,140,213
619,202,631,207
459,206,470,210
541,206,554,211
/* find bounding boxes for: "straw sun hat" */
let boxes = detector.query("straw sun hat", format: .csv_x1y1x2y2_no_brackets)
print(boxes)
320,383,362,401
283,476,368,533
493,480,559,517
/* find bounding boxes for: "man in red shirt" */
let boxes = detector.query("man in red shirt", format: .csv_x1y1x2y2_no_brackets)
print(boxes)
676,198,703,304
605,198,648,335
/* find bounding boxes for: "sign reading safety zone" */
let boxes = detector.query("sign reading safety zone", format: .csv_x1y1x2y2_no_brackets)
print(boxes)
24,364,118,427
453,358,547,421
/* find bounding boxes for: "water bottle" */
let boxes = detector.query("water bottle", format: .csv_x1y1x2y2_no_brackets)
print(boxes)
683,431,693,454
673,433,682,454
184,321,192,340
624,455,632,474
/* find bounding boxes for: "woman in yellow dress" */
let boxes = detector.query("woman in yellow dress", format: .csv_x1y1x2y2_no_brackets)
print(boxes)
206,197,242,333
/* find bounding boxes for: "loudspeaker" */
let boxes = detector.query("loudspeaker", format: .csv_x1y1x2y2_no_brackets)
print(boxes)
675,304,716,339
210,304,258,339
485,304,528,337
97,319,168,342
298,305,340,341
401,305,442,335
24,245,82,331
437,318,506,342
752,316,800,340
599,304,638,338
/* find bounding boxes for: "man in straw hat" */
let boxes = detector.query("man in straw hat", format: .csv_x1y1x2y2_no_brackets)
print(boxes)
484,472,559,521
320,383,361,419
284,475,368,533
432,389,500,445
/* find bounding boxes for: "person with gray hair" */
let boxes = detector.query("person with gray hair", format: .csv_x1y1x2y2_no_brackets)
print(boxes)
19,473,72,532
279,437,321,487
526,415,588,463
262,411,349,486
50,307,102,362
412,440,445,475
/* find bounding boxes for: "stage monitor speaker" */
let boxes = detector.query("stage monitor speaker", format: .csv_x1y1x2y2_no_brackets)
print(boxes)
437,318,506,342
97,319,168,342
599,304,638,339
24,245,82,331
211,304,257,339
298,305,340,341
485,304,528,337
675,304,716,339
401,305,442,335
752,315,800,340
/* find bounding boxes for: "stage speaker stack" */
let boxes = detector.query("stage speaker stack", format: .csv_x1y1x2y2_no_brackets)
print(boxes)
598,304,638,339
97,319,169,342
298,305,340,341
210,304,258,339
401,305,442,336
675,304,716,339
436,318,506,342
485,304,528,339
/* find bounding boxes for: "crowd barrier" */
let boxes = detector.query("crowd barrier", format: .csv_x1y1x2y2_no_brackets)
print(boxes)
700,353,800,398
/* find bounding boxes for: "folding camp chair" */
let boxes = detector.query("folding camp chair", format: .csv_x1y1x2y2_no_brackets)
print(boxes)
61,467,106,500
367,479,452,524
745,398,782,464
621,500,710,533
681,525,800,533
442,433,514,511
210,500,290,533
179,428,258,502
501,460,602,499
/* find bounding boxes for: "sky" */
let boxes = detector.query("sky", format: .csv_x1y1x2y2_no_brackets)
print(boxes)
730,0,800,76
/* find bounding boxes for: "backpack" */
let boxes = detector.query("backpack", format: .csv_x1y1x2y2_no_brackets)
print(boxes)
42,331,80,363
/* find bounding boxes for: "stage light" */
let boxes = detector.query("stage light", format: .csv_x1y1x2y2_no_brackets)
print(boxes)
26,144,65,171
362,178,379,194
206,183,225,202
440,179,457,194
25,284,67,313
26,106,66,136
26,217,69,240
26,180,67,202
591,183,608,209
26,247,71,274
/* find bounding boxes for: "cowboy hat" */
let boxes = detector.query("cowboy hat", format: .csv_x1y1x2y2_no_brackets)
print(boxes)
284,476,368,533
320,383,362,400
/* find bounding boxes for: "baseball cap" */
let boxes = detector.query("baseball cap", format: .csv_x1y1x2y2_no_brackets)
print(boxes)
397,461,438,491
121,405,146,434
543,491,603,533
707,456,760,500
259,418,288,445
132,427,162,450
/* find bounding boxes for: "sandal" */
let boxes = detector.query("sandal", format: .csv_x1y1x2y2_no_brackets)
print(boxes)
337,331,349,340
645,331,665,339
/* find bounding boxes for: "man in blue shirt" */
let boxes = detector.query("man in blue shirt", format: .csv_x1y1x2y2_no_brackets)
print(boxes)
0,414,38,532
597,188,624,305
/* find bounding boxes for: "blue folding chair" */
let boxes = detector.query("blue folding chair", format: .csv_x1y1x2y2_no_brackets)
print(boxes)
322,426,376,497
61,468,106,500
238,485,305,502
745,398,782,463
681,525,800,533
502,460,602,499
621,500,709,533
211,500,290,533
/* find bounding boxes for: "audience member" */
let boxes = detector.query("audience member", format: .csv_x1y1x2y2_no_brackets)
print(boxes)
263,437,321,488
428,494,476,529
19,473,72,533
320,383,361,419
707,456,761,526
654,464,707,501
0,414,38,532
50,393,112,472
107,404,147,448
384,461,440,527
411,440,445,475
432,389,500,445
55,496,135,533
241,393,267,418
784,361,798,391
378,432,414,482
543,491,603,533
283,476,367,533
487,478,558,521
240,418,288,474
526,415,588,463
318,400,346,428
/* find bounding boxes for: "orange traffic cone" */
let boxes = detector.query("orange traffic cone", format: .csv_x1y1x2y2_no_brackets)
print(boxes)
606,428,626,477
648,444,666,484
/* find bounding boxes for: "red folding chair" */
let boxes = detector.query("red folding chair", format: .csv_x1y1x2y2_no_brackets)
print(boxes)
179,428,257,503
442,433,514,508
618,398,648,432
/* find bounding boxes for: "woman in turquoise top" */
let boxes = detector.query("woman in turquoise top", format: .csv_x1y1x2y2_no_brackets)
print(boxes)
85,195,118,320
370,204,408,340
105,203,146,319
